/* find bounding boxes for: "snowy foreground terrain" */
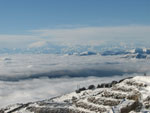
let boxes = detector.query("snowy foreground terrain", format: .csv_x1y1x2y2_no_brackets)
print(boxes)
1,76,150,113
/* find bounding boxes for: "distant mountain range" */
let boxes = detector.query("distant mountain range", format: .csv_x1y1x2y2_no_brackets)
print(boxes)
69,48,150,59
0,47,150,59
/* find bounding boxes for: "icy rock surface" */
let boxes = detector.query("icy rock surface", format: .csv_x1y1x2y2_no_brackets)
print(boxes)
1,76,150,113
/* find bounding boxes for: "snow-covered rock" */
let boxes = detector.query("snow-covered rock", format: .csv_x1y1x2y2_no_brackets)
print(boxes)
1,76,150,113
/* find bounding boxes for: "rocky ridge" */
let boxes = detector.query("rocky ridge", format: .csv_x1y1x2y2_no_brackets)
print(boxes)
1,76,150,113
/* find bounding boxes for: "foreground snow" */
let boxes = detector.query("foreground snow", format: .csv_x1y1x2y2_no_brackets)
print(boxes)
1,76,150,113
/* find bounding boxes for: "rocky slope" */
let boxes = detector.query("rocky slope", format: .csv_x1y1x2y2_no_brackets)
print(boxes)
1,76,150,113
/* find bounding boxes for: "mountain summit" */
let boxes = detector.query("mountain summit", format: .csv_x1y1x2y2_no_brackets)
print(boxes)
1,76,150,113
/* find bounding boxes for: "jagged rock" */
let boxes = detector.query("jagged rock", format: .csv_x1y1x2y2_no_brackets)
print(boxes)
97,83,113,88
72,96,78,102
87,97,120,106
125,80,147,87
97,84,102,88
97,83,106,88
105,83,112,88
118,77,133,83
76,87,86,93
112,85,133,92
75,101,107,112
88,85,95,90
144,96,150,109
111,80,118,85
120,101,139,113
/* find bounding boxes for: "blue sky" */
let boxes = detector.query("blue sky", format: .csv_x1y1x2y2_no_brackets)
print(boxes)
0,0,150,48
0,0,150,34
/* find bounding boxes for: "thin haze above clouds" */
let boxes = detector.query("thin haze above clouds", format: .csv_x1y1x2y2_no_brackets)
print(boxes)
0,25,150,48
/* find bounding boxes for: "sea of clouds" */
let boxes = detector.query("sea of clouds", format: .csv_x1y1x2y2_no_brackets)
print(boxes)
0,54,149,108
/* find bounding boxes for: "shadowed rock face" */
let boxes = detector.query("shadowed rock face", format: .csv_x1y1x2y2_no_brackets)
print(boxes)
1,76,150,113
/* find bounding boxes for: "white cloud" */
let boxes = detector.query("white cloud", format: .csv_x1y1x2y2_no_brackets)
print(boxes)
28,41,48,48
0,54,149,80
32,25,150,46
0,25,150,48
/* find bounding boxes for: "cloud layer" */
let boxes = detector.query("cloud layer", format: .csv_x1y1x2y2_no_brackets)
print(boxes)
32,25,150,46
0,25,150,48
0,54,149,108
0,54,148,81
